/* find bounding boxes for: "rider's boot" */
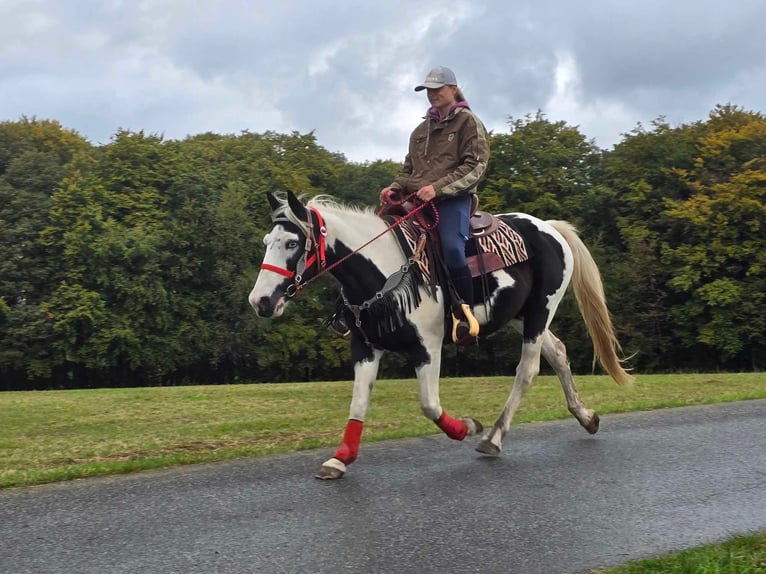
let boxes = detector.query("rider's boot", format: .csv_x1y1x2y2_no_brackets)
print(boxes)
450,267,479,344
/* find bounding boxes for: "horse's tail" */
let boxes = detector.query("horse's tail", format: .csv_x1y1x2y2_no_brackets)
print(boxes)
547,220,634,386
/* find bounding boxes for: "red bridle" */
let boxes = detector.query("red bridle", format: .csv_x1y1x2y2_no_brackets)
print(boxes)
260,206,327,296
259,263,295,278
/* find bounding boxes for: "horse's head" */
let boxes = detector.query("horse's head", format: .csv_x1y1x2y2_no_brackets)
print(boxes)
249,190,322,317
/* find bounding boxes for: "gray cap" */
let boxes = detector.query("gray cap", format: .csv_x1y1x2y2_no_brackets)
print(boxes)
414,66,457,91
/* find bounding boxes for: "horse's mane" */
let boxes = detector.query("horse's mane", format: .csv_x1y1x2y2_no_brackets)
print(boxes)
271,193,381,250
273,194,375,220
306,195,377,217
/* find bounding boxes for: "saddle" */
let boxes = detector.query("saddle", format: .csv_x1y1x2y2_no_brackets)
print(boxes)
380,192,525,279
466,211,505,278
469,209,500,236
374,194,528,346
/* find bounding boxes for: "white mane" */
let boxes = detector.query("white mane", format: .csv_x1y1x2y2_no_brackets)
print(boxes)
306,195,379,219
269,192,405,275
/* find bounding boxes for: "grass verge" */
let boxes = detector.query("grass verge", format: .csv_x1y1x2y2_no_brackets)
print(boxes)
591,531,766,573
1,372,765,489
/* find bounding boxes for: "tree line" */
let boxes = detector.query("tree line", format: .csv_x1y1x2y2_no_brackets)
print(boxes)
1,104,764,390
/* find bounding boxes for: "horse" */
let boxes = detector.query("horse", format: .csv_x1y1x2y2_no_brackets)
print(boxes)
249,190,632,480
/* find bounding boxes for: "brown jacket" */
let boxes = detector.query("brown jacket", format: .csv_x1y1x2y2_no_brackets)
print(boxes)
391,104,490,197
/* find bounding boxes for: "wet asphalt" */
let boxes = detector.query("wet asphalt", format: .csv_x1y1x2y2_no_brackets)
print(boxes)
1,399,765,574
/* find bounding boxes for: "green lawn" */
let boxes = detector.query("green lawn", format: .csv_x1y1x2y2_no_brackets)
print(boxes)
591,531,766,573
1,372,764,489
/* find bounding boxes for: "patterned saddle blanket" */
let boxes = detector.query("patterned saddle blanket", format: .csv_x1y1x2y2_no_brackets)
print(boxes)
391,211,529,283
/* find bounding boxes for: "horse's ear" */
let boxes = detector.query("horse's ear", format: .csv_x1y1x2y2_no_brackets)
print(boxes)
266,191,281,212
286,190,308,221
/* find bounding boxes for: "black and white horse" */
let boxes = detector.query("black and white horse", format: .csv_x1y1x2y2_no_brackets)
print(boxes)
249,191,631,479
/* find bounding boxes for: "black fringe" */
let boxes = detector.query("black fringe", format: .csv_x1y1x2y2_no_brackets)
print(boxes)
364,265,425,337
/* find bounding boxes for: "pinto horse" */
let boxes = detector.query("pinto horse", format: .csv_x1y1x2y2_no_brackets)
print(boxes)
249,190,632,479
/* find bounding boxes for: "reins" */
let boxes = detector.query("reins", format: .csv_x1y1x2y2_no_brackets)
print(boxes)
282,197,437,296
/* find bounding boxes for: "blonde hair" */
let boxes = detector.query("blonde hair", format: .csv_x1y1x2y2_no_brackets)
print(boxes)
454,87,466,102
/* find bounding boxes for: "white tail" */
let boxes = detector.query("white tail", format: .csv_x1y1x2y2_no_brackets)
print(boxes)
548,220,633,385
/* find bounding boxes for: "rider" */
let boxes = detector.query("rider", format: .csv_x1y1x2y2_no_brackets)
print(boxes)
380,66,490,342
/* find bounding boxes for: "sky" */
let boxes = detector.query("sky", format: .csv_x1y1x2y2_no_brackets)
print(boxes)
1,0,765,163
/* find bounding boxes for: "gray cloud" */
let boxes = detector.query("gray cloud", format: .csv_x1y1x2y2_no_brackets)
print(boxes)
1,0,763,160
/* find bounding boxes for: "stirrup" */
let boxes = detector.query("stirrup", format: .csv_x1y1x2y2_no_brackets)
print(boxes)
451,303,479,343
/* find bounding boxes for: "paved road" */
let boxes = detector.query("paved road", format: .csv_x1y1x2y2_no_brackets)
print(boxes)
2,400,766,574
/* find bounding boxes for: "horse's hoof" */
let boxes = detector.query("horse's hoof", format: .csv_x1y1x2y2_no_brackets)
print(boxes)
315,465,345,480
462,417,484,436
475,438,501,456
584,412,600,435
315,458,347,480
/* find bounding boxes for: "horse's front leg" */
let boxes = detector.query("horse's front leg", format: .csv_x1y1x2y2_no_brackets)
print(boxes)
416,339,483,440
315,346,383,480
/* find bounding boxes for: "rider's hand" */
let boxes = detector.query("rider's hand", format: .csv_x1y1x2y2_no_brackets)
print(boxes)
416,185,436,202
379,187,393,204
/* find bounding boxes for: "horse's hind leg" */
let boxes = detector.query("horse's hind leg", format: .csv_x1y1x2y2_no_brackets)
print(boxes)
542,329,600,434
476,336,543,456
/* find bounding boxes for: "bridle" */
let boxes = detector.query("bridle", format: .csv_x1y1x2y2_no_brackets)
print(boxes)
260,206,329,299
260,198,436,300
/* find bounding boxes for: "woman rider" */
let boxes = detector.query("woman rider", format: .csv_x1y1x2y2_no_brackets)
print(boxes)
380,66,490,343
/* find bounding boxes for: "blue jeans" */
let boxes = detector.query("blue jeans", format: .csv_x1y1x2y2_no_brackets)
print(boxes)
430,194,471,271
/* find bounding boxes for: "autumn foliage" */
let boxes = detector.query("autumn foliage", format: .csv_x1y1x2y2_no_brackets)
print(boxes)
1,105,764,389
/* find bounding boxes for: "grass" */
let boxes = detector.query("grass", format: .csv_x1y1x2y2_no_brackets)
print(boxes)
1,372,764,490
590,531,766,573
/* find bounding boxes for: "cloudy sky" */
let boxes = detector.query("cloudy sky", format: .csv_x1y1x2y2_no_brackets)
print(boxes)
2,0,764,162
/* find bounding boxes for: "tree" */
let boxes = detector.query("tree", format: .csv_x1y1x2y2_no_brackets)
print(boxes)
3,105,763,388
0,117,91,175
42,131,182,385
332,160,400,207
0,119,92,385
483,111,601,220
662,106,766,369
595,117,705,371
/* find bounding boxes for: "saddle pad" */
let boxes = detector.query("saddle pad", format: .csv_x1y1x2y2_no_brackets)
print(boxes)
393,217,528,283
468,220,529,276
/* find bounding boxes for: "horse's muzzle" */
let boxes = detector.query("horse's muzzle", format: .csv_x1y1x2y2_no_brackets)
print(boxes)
249,293,286,318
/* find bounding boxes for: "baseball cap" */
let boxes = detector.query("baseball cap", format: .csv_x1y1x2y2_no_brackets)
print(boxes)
414,66,458,91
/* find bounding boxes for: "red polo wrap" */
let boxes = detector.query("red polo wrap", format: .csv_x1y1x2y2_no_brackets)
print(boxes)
334,419,364,464
435,411,468,441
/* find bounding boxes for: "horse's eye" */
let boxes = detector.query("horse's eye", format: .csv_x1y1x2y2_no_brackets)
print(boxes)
286,240,299,249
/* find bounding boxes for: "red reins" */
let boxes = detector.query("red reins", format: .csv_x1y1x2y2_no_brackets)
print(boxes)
260,197,436,297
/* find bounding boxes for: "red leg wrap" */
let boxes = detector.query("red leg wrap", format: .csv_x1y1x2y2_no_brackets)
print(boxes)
333,419,364,464
435,411,468,441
